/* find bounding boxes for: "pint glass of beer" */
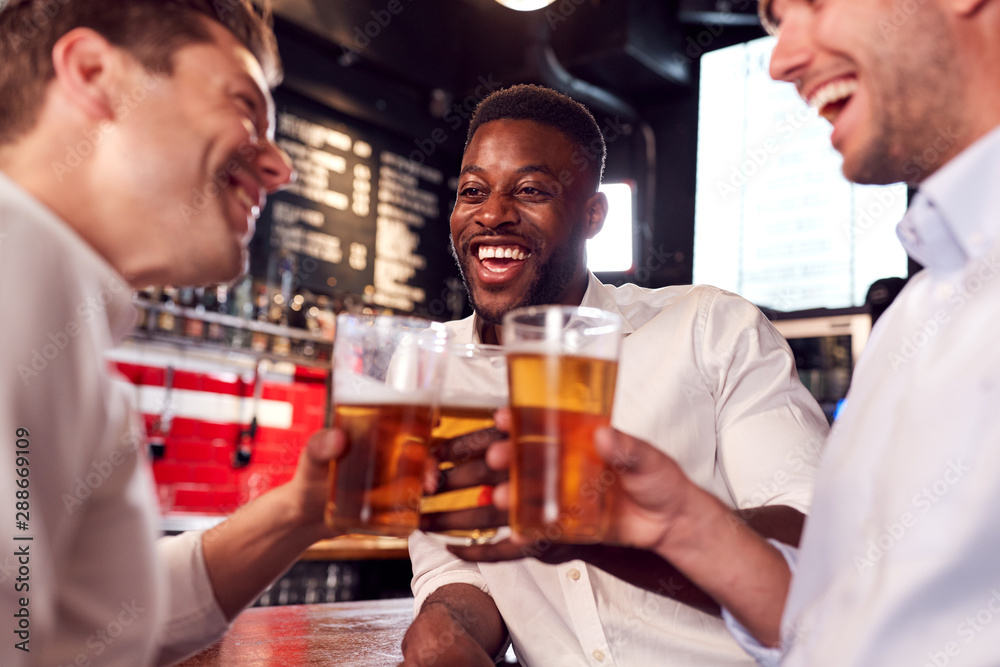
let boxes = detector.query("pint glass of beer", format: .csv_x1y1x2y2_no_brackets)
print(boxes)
421,343,507,545
503,306,622,543
325,314,450,537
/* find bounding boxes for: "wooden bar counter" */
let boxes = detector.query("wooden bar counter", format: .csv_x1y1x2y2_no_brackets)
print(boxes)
179,598,413,666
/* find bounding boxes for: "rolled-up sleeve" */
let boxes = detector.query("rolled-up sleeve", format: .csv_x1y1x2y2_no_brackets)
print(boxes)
409,530,491,612
153,531,230,667
699,290,828,514
722,540,799,666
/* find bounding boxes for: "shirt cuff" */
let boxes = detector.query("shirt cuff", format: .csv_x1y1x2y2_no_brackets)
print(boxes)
413,570,493,613
721,539,798,667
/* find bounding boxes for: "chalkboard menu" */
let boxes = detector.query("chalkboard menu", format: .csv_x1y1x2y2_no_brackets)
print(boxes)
250,88,464,317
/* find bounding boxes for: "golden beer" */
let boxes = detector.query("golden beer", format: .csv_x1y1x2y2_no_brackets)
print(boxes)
421,401,503,544
433,403,499,443
507,352,619,543
325,401,436,537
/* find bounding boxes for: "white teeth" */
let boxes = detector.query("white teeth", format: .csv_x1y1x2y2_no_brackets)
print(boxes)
477,245,531,261
808,78,858,112
234,187,259,217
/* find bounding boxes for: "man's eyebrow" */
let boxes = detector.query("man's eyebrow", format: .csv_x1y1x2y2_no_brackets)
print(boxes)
458,164,558,177
237,74,268,106
237,73,272,130
516,165,557,177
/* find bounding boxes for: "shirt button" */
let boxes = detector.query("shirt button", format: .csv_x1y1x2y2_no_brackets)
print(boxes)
592,649,605,662
567,568,581,581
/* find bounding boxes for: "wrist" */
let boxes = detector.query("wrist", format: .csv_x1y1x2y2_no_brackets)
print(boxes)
653,483,731,564
406,602,496,666
263,482,327,549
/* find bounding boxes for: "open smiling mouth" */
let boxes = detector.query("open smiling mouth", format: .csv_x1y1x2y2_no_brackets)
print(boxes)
808,77,857,124
472,242,533,281
233,185,260,219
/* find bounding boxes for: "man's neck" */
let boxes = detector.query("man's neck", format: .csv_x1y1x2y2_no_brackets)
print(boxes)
475,270,592,345
481,323,501,346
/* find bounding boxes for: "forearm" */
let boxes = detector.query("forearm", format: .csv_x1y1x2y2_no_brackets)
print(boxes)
577,505,803,620
656,489,791,647
201,484,326,620
402,583,506,665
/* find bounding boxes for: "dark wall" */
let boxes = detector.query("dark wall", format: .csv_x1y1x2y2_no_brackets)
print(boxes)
266,1,768,295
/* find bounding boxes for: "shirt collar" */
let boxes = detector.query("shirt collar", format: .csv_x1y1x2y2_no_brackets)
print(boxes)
0,170,137,342
471,272,636,340
897,124,1000,273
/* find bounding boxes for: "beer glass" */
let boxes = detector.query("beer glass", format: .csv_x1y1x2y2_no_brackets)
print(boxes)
503,306,622,543
421,343,508,545
324,314,450,537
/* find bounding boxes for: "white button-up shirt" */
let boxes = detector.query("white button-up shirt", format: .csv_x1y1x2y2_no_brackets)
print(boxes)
411,275,829,666
0,172,228,666
730,124,1000,666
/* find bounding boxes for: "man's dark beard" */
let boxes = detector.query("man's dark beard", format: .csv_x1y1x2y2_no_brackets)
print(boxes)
451,225,586,326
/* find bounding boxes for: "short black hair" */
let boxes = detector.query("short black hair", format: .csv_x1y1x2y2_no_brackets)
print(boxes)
466,84,606,189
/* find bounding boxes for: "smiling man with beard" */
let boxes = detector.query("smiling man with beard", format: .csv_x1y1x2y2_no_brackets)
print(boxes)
447,94,601,336
402,84,830,667
451,3,1000,667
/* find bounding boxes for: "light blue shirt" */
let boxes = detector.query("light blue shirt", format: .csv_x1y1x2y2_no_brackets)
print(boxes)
725,123,1000,665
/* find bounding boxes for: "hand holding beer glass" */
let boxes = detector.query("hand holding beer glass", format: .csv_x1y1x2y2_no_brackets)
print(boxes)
421,343,509,546
503,306,622,544
324,314,450,537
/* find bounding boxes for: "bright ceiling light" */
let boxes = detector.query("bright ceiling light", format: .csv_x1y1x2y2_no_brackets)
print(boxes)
494,0,558,10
